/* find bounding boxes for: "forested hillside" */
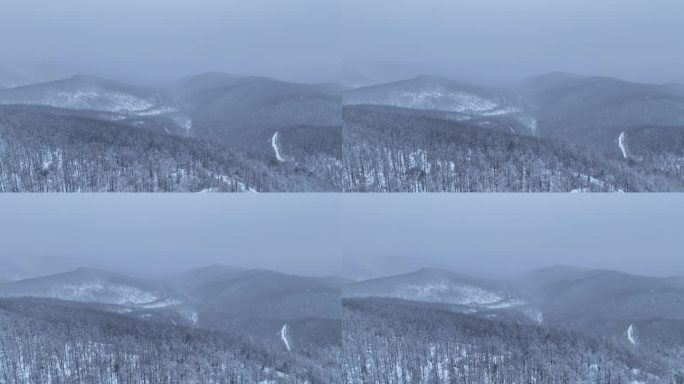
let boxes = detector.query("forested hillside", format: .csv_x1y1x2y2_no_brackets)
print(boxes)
343,298,683,384
0,106,338,192
0,298,341,384
2,71,684,192
342,106,684,192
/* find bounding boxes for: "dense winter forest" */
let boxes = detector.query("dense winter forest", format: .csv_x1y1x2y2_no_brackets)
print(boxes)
1,69,684,191
0,266,343,384
343,299,677,384
342,266,684,384
342,74,684,192
342,106,684,192
0,299,340,384
1,263,683,383
0,73,343,192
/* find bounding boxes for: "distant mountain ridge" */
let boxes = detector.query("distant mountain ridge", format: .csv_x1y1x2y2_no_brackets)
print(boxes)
2,69,684,191
344,267,521,308
346,265,684,345
0,265,344,322
0,267,172,307
346,72,684,150
0,75,165,113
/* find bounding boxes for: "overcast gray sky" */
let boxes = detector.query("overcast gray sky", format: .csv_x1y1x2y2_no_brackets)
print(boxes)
0,195,341,277
342,195,684,278
2,1,682,84
343,0,684,84
0,196,680,279
0,0,340,83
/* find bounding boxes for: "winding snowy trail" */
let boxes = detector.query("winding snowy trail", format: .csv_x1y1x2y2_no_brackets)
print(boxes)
627,324,637,346
280,324,291,351
271,131,285,162
618,131,628,159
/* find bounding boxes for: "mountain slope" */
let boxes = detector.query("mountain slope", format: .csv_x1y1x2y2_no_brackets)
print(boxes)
344,75,519,116
344,268,521,307
618,125,684,177
188,269,341,320
0,267,173,307
0,298,338,384
180,75,341,128
0,105,343,192
344,298,680,384
342,105,684,192
530,269,684,322
522,73,684,148
0,75,167,113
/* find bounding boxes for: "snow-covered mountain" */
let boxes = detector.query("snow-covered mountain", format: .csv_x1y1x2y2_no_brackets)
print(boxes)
345,265,684,342
0,75,166,114
344,268,522,308
345,72,684,151
344,75,519,117
0,267,175,307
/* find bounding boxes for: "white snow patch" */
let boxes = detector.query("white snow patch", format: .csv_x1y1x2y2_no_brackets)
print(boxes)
618,131,629,159
348,87,499,114
134,105,177,116
280,324,292,351
271,131,285,162
138,298,181,309
570,173,624,193
479,105,521,116
627,324,637,346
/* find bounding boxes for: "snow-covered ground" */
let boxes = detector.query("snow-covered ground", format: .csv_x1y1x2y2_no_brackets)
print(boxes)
204,170,257,193
570,173,624,193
